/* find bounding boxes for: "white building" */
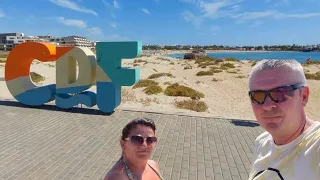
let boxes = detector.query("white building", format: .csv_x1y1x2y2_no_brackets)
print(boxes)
0,33,25,50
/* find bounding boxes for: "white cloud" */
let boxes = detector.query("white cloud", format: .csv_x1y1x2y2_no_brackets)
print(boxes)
110,23,117,28
233,10,276,23
49,0,97,16
88,27,103,35
210,25,220,32
56,17,87,28
142,8,150,14
234,11,320,23
113,0,120,8
199,0,243,18
182,11,203,27
0,9,4,18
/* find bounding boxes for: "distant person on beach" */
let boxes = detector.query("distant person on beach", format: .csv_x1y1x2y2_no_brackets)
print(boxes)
104,118,164,180
247,59,320,180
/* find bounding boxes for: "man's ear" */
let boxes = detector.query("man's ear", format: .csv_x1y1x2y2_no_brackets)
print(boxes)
301,86,309,106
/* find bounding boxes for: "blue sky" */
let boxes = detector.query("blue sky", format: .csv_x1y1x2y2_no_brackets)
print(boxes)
0,0,320,46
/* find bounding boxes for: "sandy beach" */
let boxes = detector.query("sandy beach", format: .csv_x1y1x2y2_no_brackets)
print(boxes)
0,54,319,121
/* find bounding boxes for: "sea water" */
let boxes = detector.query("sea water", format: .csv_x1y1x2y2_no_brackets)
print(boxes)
168,51,320,63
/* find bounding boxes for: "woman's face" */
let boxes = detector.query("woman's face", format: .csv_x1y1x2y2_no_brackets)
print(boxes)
121,125,157,161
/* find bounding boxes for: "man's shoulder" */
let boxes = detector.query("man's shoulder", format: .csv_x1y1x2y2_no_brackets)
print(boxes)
104,171,127,180
254,131,272,146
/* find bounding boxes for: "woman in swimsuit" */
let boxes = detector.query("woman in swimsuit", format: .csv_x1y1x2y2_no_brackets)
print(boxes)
104,118,164,180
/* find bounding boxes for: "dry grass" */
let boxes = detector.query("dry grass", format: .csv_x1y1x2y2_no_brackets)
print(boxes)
224,57,239,62
212,78,222,82
170,62,174,65
301,61,320,66
235,75,247,79
220,63,236,69
157,57,171,62
133,79,158,89
153,68,158,72
227,70,238,74
0,53,8,58
164,82,172,85
174,99,208,112
143,85,163,95
139,97,160,106
122,89,137,102
164,83,205,98
134,59,148,63
30,72,45,83
0,59,6,63
148,73,173,79
305,72,320,80
196,70,214,76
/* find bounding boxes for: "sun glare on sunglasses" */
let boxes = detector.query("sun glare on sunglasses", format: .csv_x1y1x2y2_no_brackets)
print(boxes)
125,135,157,145
248,84,304,104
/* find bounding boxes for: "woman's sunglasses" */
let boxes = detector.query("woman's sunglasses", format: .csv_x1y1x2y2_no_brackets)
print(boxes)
125,135,157,146
248,84,304,105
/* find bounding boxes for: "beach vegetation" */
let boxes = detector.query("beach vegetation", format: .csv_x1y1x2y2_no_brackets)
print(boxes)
305,72,320,80
0,59,6,63
30,72,45,83
174,99,208,112
143,85,163,95
122,89,137,102
235,75,247,79
164,83,205,98
196,70,214,76
153,68,158,72
220,62,235,69
227,70,238,74
164,82,172,85
301,60,320,66
170,62,174,65
140,97,160,106
133,79,158,89
157,57,171,61
148,73,173,79
134,59,147,63
224,57,239,62
212,78,222,82
0,53,8,58
133,63,139,66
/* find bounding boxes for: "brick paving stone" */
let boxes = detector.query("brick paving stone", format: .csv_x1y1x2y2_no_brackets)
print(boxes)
0,101,264,180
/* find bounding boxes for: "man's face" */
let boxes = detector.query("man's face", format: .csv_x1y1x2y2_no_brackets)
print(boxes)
249,67,308,136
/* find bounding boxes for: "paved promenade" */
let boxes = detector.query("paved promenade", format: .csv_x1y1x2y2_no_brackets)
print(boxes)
0,100,264,180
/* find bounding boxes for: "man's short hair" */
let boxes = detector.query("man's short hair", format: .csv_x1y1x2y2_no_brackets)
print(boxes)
249,59,307,86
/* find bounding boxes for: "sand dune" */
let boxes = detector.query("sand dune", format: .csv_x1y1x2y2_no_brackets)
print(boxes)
0,55,319,121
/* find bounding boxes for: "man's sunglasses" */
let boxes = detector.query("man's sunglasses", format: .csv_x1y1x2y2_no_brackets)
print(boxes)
125,135,157,145
248,84,304,104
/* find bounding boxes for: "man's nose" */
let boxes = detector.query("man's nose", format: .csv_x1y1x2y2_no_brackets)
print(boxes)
262,96,277,111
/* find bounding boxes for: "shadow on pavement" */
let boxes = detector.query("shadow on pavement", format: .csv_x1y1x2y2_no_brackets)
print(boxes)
0,100,114,116
229,119,260,127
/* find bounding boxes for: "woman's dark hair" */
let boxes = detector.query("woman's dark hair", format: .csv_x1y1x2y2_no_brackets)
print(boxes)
121,117,156,140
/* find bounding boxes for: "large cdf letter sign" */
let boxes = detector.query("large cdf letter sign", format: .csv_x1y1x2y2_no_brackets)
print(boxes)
4,41,141,113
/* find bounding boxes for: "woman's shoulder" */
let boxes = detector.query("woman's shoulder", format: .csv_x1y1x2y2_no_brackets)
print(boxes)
104,161,127,180
104,171,128,180
147,159,161,172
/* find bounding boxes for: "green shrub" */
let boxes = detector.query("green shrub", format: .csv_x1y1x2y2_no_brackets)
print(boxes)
220,63,235,69
305,72,320,80
133,79,158,89
224,57,238,62
174,99,208,112
30,72,45,83
148,73,173,79
164,83,204,98
144,85,163,95
196,71,213,76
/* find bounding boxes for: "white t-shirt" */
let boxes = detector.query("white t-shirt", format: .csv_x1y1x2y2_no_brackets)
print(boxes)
249,121,320,180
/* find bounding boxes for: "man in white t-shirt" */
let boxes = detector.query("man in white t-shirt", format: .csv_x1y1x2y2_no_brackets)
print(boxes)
247,59,320,180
